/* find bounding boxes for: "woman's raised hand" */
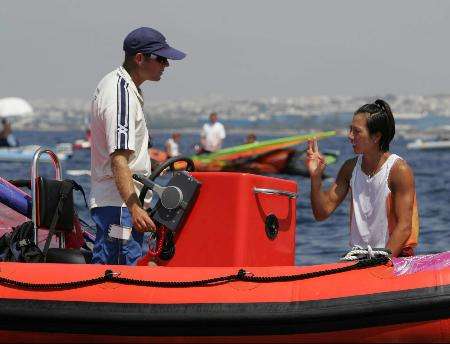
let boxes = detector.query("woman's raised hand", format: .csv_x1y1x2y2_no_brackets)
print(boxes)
305,139,326,178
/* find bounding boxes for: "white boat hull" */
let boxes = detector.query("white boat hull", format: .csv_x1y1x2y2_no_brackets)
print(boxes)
406,139,450,150
0,145,71,162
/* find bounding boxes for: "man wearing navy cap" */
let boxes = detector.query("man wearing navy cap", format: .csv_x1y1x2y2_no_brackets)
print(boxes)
89,27,185,265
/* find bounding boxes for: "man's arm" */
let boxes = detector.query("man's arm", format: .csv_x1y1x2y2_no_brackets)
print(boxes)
110,150,155,232
386,160,415,257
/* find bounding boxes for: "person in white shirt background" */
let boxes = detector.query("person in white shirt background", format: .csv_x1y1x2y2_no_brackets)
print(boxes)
199,112,226,154
165,132,181,158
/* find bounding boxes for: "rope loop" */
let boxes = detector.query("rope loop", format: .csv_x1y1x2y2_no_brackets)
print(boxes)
340,245,391,262
237,269,249,280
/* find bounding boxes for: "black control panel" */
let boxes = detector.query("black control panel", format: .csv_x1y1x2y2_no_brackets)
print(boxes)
150,171,201,231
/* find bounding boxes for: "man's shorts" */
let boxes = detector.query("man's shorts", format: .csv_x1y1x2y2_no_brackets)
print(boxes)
91,206,144,265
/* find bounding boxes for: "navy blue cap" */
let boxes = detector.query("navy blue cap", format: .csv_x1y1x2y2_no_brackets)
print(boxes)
123,27,186,60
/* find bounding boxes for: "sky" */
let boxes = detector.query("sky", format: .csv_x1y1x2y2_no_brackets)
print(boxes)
1,0,450,101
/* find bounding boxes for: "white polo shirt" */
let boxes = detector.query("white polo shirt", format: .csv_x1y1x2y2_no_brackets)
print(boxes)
165,137,180,157
201,122,226,152
89,66,151,209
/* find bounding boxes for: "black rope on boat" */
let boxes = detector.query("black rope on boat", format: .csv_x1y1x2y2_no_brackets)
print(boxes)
0,256,389,291
0,274,107,291
236,257,390,283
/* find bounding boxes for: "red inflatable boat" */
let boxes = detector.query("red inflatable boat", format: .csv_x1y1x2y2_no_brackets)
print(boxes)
0,149,449,343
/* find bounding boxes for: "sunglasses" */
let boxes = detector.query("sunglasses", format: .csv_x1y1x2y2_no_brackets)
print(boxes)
146,54,168,64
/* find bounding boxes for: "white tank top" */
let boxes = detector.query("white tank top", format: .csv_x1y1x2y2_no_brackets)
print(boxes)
349,154,401,248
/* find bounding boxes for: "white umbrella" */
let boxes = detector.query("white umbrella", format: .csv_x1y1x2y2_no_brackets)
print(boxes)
0,97,33,118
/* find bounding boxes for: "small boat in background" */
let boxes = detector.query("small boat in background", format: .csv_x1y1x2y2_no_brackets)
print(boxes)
406,138,450,150
0,143,73,162
72,129,91,150
394,111,428,120
192,147,339,176
189,131,337,175
72,139,91,150
149,131,338,176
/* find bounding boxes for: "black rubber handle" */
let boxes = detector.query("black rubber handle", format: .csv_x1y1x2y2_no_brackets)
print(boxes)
8,179,31,189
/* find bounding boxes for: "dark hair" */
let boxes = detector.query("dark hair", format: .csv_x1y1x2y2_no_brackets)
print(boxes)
123,53,136,72
354,99,395,152
122,53,154,72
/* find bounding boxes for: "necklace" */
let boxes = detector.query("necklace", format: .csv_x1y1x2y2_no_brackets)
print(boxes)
363,154,384,178
367,168,377,178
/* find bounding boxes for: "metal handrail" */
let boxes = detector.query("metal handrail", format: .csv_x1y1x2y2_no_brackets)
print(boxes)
31,147,63,246
253,187,298,199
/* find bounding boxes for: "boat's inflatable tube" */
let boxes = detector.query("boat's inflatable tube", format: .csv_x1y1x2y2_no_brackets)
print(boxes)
0,177,31,218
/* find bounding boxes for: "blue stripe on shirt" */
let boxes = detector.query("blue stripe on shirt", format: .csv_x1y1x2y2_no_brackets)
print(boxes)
117,77,129,149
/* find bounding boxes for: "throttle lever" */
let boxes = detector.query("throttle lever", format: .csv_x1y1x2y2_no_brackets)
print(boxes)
133,174,183,210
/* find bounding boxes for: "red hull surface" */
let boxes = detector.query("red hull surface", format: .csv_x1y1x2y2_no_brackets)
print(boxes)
0,262,449,342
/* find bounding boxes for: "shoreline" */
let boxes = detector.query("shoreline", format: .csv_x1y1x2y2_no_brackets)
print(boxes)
14,127,330,136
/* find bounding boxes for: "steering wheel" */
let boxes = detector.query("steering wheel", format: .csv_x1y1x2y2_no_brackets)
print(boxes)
139,156,196,205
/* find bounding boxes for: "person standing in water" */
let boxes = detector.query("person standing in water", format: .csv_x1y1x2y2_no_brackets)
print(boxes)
305,99,419,257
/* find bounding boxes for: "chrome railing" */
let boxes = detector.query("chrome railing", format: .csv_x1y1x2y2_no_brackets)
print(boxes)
31,147,64,247
253,187,298,199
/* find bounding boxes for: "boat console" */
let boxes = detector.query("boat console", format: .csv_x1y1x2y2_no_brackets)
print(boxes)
145,171,298,267
132,155,297,267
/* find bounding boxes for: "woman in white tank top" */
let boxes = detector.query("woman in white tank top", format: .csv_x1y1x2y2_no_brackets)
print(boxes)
305,99,419,257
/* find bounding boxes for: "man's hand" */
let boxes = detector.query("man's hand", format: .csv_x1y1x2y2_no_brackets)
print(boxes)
305,139,326,178
111,150,156,232
130,204,156,233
